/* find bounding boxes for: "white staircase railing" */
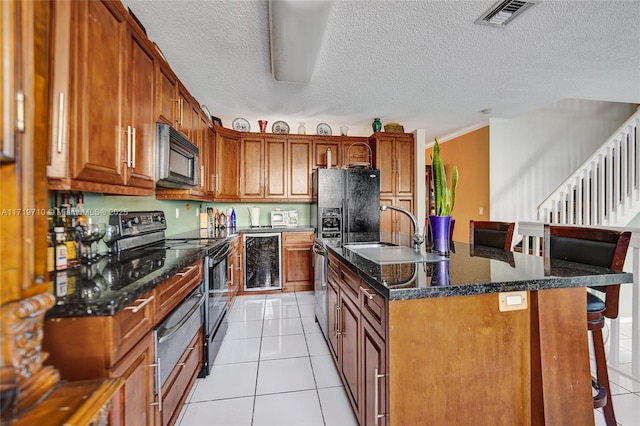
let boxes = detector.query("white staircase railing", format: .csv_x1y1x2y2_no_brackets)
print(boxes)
538,109,640,227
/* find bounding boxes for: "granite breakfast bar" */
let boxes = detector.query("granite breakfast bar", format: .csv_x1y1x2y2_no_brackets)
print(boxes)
322,240,633,425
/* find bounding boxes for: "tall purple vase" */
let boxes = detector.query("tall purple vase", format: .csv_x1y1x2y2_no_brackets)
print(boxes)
429,215,452,256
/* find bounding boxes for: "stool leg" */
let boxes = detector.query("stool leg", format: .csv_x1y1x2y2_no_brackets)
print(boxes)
592,327,616,426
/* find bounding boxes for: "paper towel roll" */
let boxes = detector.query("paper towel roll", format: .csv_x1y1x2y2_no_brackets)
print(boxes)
250,207,260,227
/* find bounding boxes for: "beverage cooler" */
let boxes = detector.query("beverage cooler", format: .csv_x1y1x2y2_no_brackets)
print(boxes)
243,233,282,290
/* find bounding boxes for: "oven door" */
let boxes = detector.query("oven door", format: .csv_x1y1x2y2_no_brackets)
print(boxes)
201,241,230,376
154,286,205,394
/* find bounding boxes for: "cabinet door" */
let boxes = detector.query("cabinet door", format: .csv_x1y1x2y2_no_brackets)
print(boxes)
379,196,395,237
206,126,217,197
70,0,127,185
240,136,264,198
288,138,312,199
282,245,313,292
313,139,340,169
341,293,360,407
395,136,414,196
373,137,395,196
327,278,340,358
215,128,240,201
176,83,192,137
395,197,415,242
265,138,287,198
109,333,156,426
156,63,177,126
361,319,387,426
1,0,18,163
124,28,155,189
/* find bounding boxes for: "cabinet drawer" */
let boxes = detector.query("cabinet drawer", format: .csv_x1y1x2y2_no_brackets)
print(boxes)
282,231,314,245
161,330,203,426
112,292,156,364
340,265,359,303
155,261,203,321
359,281,387,338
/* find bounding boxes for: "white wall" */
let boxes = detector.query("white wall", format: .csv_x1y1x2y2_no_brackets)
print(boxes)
490,99,637,222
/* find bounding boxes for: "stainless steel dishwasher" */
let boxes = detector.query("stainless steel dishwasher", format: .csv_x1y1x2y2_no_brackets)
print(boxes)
243,233,282,291
313,237,328,340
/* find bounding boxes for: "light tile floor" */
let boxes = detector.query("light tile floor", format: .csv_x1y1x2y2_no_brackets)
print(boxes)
178,291,358,426
178,291,640,426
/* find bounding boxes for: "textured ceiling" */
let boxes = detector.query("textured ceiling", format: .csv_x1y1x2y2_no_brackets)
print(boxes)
122,0,640,140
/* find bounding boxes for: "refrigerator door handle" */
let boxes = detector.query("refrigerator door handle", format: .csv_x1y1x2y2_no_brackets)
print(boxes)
342,198,349,244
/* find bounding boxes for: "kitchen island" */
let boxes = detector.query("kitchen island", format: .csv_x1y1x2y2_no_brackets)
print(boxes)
322,240,633,425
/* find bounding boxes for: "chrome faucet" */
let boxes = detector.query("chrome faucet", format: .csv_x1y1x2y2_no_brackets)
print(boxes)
380,204,424,251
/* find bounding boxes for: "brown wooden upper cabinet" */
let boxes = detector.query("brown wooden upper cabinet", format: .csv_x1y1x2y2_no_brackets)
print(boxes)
370,133,414,198
312,137,370,169
47,0,155,195
241,135,315,201
213,126,241,201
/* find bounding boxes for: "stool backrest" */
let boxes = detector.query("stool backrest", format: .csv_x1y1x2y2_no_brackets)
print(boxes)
544,225,631,318
469,220,515,251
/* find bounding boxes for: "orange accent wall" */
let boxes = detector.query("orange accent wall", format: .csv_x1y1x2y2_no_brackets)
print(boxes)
425,126,490,243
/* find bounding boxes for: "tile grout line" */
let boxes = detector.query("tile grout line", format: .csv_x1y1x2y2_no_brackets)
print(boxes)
250,295,267,426
297,292,329,426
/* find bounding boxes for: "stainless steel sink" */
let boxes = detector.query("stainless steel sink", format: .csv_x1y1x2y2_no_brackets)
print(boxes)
343,242,397,249
344,243,447,264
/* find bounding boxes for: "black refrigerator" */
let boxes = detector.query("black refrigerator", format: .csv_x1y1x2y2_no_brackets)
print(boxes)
311,168,381,245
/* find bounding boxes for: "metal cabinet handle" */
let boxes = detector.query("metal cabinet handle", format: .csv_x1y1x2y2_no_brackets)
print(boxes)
123,295,154,313
56,93,65,153
359,286,375,300
149,358,162,412
336,305,343,336
123,126,132,166
131,126,137,169
374,368,388,425
176,265,197,277
179,98,184,126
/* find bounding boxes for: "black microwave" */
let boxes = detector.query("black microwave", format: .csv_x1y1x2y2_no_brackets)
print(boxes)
156,122,199,188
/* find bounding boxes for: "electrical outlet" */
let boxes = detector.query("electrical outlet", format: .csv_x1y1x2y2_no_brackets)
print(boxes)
499,291,527,311
479,207,484,215
176,208,180,219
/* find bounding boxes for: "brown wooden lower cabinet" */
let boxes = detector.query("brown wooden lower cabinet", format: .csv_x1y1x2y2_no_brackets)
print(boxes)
109,333,156,425
327,252,593,425
281,231,314,292
43,260,204,426
327,252,385,424
160,330,203,426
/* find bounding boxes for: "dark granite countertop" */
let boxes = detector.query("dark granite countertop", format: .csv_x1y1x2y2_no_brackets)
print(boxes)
324,240,634,301
236,226,315,234
46,245,209,319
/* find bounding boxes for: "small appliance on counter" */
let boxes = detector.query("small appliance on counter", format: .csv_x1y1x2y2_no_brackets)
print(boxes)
270,209,299,228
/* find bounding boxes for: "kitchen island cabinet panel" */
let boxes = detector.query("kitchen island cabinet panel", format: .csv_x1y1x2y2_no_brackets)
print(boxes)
322,242,612,426
361,318,387,426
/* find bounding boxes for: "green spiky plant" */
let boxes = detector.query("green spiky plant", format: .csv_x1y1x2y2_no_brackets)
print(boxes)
431,138,458,216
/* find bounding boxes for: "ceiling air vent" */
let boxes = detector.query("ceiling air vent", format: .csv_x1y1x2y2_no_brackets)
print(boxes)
474,0,538,28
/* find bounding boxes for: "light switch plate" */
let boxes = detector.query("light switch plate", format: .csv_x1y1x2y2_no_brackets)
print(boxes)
498,291,528,311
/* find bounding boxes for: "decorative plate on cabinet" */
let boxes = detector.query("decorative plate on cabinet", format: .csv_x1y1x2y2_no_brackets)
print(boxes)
232,117,250,132
316,123,332,136
272,121,290,134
